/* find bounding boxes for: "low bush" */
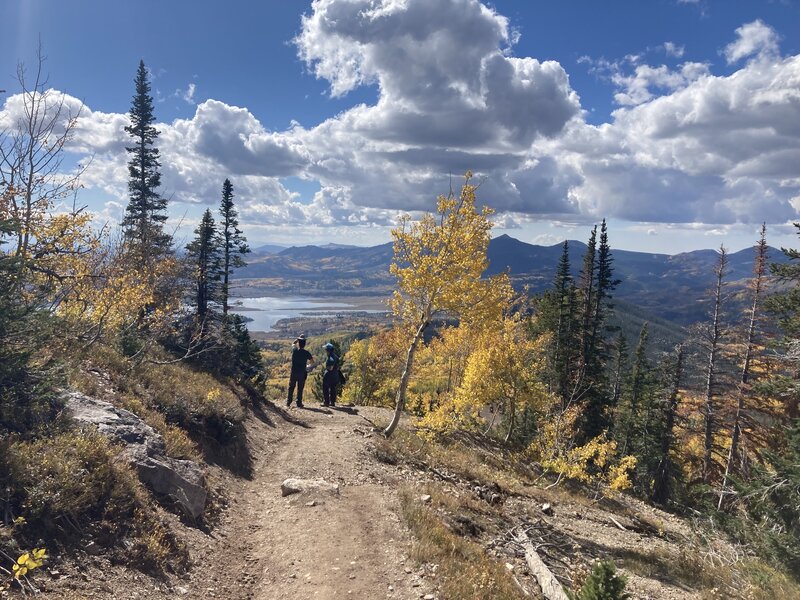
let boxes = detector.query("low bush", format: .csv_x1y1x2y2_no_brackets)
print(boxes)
0,430,188,573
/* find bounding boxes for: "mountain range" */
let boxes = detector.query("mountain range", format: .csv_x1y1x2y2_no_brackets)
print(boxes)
235,234,788,326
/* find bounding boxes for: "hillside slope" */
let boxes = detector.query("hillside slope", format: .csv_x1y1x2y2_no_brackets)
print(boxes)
35,400,787,600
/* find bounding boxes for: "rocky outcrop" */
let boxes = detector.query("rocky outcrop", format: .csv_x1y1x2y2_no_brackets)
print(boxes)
64,392,207,518
280,478,340,497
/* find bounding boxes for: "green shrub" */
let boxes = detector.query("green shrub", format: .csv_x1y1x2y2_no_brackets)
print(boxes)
568,561,630,600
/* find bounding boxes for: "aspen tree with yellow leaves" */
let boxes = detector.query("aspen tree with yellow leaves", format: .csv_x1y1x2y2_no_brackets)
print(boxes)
383,173,512,437
419,315,551,443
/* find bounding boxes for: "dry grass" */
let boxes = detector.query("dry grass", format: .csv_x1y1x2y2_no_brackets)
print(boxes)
72,343,244,439
115,395,200,460
618,545,800,600
375,428,532,493
398,486,529,600
0,431,188,574
383,426,800,600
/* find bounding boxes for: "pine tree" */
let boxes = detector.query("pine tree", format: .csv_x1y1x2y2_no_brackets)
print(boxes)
610,332,628,413
568,560,630,600
219,178,250,317
186,209,222,322
618,323,651,456
767,223,800,420
579,226,598,371
590,219,620,355
652,344,685,505
576,223,618,441
538,240,579,406
122,60,171,263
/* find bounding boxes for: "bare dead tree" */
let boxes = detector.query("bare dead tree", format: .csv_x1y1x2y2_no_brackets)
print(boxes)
0,45,86,262
718,225,768,509
703,246,729,483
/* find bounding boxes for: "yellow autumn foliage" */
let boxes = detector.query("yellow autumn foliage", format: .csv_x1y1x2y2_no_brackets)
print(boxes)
389,174,511,329
419,315,552,439
529,406,636,491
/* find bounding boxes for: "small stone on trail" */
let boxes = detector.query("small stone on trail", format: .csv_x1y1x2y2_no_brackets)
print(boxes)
420,494,432,504
541,502,554,516
305,500,317,507
423,595,435,600
505,563,514,571
281,478,340,497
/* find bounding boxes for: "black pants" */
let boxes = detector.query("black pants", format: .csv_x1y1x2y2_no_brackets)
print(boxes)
288,370,308,404
322,372,338,406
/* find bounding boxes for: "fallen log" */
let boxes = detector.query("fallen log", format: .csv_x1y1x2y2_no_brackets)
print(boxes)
515,530,571,600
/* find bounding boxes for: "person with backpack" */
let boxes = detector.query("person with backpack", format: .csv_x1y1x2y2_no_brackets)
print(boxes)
322,342,339,407
287,335,314,408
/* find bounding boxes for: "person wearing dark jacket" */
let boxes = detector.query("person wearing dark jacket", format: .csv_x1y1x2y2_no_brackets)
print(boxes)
322,342,339,407
287,335,314,408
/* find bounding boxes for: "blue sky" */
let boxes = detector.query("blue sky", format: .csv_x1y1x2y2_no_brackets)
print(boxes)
2,0,800,253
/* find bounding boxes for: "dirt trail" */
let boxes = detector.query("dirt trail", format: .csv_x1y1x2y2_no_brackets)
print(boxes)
183,403,426,600
37,397,716,600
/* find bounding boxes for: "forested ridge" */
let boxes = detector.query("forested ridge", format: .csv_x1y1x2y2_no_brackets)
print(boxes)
1,57,799,600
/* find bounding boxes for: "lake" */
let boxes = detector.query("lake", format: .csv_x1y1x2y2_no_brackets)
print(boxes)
230,296,383,332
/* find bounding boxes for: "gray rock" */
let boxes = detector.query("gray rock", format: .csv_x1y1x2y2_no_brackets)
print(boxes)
64,392,207,518
280,478,340,497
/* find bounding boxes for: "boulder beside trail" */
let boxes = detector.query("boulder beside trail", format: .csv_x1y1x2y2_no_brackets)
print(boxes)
280,478,340,497
64,392,207,519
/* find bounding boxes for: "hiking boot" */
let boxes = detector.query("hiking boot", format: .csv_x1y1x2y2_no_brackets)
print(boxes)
296,402,304,408
286,399,292,407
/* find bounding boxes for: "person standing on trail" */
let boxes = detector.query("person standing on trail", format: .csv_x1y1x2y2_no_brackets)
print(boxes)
287,335,314,408
322,342,339,407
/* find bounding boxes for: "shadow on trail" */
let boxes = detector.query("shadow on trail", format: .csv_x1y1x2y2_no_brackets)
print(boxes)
247,393,312,429
298,405,333,415
330,405,360,416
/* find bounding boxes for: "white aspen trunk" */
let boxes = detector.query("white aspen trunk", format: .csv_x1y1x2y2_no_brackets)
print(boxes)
384,318,428,437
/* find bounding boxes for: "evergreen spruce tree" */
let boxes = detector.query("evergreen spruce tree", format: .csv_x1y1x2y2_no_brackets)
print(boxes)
610,332,628,414
591,219,620,345
731,417,800,572
0,218,60,432
554,241,579,405
576,223,618,441
533,240,580,406
767,223,800,420
122,60,171,262
579,226,598,371
652,344,685,505
186,209,223,322
568,560,630,600
615,323,652,457
219,178,250,317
